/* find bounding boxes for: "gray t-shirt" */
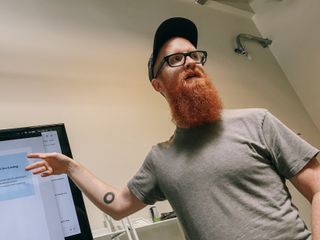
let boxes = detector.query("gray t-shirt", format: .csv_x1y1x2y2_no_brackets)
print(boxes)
128,108,319,240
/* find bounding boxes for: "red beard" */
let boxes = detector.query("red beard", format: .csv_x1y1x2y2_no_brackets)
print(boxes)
166,67,223,128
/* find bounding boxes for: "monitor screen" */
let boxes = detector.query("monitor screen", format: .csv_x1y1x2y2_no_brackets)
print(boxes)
0,124,93,240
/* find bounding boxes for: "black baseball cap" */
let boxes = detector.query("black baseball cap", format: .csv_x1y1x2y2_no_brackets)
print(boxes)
148,17,198,81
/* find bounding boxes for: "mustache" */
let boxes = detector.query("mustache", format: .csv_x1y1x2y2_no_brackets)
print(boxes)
179,67,206,81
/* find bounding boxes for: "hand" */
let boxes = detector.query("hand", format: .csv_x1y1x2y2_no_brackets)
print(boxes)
25,152,73,177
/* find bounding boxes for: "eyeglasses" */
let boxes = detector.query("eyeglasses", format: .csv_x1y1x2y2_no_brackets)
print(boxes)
154,50,208,78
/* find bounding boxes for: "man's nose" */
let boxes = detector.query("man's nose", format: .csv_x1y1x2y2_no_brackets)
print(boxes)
185,56,196,69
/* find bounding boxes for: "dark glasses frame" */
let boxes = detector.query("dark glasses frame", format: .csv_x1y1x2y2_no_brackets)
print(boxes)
154,50,208,78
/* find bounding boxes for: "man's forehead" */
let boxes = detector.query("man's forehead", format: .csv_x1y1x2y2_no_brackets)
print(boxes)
159,37,196,58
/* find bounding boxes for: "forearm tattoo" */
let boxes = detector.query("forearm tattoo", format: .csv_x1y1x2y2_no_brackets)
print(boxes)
103,192,115,204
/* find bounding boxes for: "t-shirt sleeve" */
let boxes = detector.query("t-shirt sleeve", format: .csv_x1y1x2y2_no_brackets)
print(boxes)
261,110,319,179
127,149,166,205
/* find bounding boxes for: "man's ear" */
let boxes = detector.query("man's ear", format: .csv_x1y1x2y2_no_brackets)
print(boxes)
151,79,162,92
151,79,166,98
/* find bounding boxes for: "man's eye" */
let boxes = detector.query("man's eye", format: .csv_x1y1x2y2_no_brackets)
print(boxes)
190,52,201,61
168,54,184,65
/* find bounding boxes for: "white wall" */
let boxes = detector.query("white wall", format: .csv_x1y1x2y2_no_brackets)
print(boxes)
251,0,320,133
0,0,319,232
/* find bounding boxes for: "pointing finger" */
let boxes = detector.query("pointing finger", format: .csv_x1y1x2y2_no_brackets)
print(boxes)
27,153,45,159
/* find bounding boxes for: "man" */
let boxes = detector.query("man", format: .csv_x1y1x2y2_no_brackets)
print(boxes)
26,17,320,240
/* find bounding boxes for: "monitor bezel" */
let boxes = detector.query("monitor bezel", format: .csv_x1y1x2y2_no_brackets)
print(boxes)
0,123,93,240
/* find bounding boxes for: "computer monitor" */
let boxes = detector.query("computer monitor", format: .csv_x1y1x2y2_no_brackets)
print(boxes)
0,124,93,240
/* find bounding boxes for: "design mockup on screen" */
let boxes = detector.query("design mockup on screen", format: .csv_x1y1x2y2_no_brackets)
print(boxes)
0,124,93,240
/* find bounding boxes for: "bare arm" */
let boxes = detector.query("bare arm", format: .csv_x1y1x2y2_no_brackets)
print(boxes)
25,152,147,220
290,157,320,240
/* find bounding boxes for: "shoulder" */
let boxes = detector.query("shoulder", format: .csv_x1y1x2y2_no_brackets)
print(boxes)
154,135,174,150
222,108,269,123
145,140,171,164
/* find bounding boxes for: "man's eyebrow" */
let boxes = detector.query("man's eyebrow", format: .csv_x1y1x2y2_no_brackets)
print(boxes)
166,49,197,55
